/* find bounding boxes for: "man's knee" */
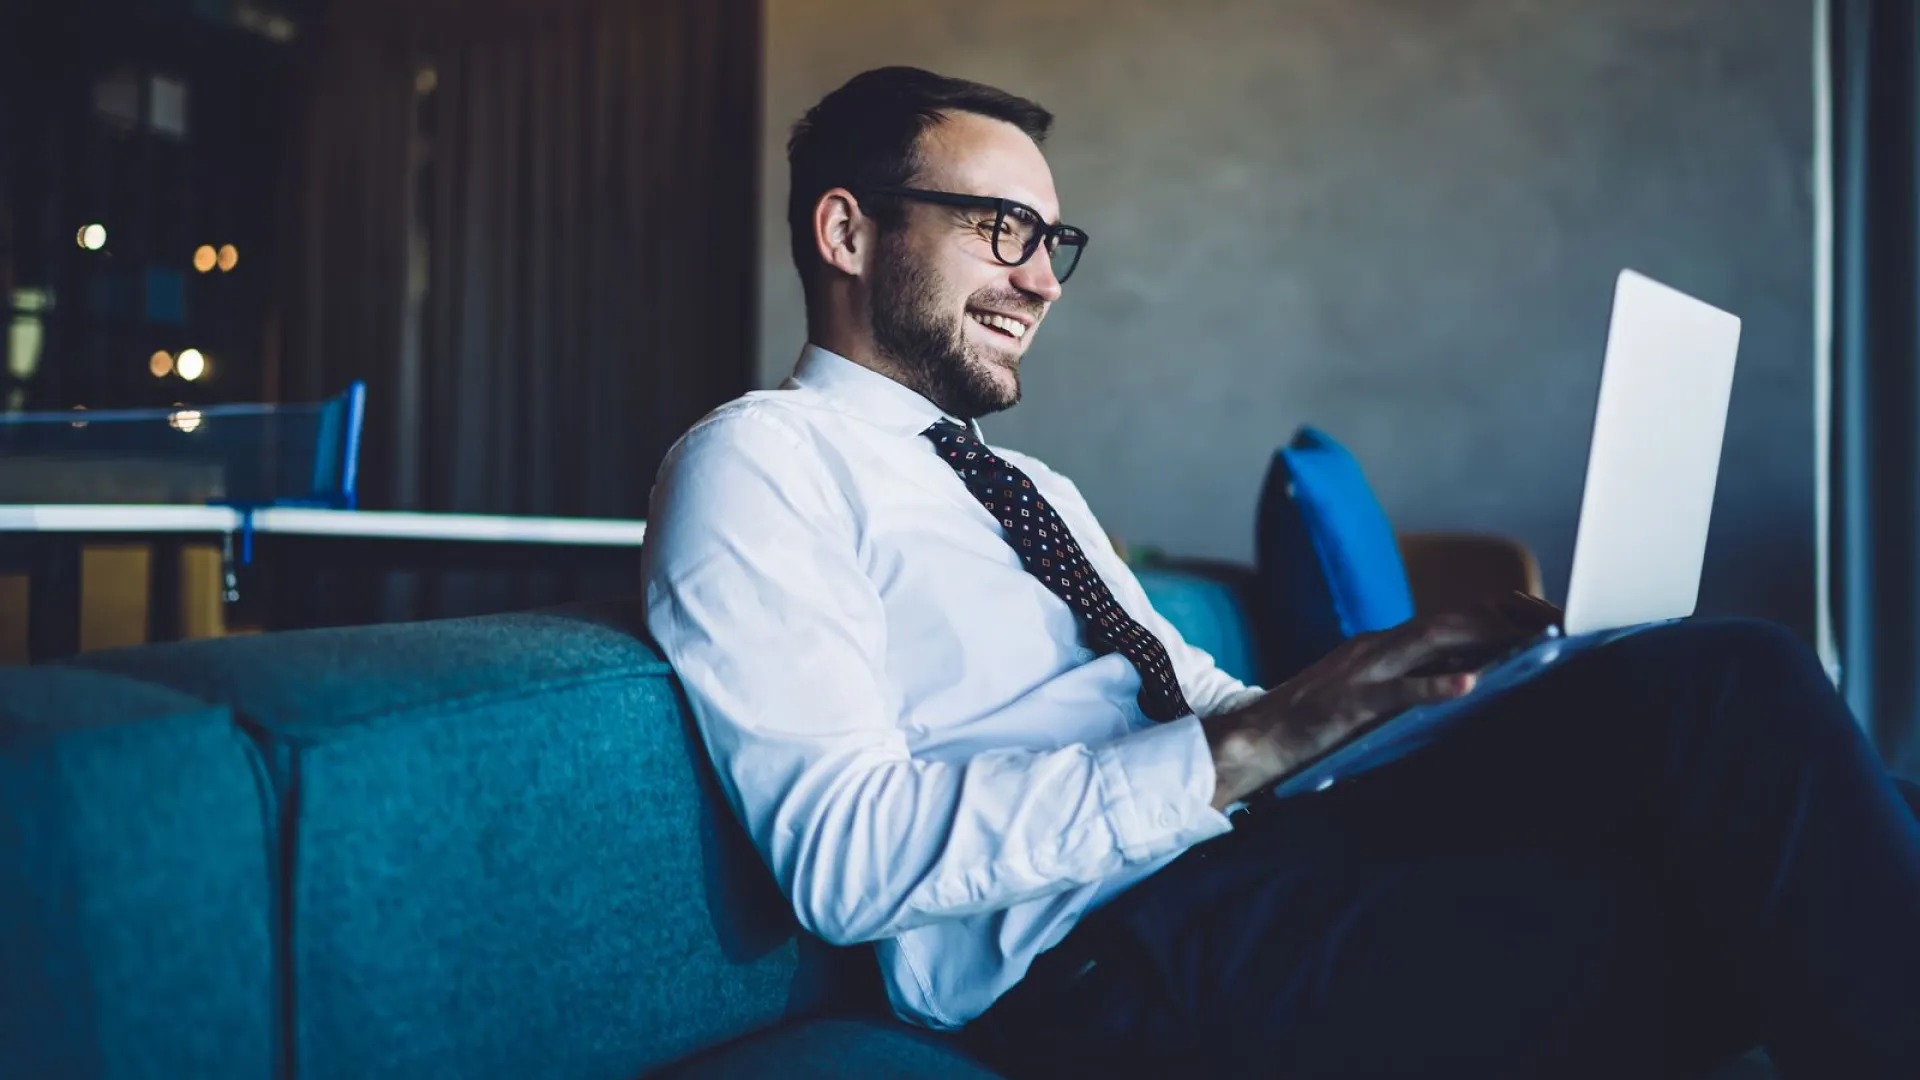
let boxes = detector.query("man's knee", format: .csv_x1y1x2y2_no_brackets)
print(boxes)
1583,617,1860,766
1618,616,1826,692
1510,617,1839,761
1637,614,1803,654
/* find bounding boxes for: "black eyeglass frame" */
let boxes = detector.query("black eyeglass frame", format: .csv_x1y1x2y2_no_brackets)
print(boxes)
858,185,1088,283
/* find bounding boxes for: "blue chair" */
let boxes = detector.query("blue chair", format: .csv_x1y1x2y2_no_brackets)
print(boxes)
280,379,368,510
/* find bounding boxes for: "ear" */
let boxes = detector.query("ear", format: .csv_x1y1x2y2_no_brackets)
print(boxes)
813,187,874,279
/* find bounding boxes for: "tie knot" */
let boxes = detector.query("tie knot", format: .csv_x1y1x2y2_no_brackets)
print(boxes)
923,418,977,451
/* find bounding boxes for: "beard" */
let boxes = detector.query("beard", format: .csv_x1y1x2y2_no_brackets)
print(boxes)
869,233,1025,421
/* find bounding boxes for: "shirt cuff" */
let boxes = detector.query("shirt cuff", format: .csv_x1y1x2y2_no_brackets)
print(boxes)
1209,685,1269,717
1093,714,1233,863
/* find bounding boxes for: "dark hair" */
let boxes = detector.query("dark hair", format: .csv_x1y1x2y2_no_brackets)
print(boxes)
786,66,1053,293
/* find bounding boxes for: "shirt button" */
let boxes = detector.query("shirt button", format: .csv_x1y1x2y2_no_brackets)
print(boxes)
1157,807,1179,828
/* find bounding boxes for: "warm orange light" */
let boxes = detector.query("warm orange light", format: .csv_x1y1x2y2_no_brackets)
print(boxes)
149,350,174,377
193,245,217,273
217,244,238,272
76,224,107,250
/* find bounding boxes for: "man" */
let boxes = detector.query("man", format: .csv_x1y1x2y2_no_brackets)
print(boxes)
644,66,1920,1077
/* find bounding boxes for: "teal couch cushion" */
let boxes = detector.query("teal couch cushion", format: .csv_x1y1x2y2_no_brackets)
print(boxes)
0,666,274,1080
1134,565,1260,686
1256,426,1415,679
79,602,802,1080
655,1017,1001,1079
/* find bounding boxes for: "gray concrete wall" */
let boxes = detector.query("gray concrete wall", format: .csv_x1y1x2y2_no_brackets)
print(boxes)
759,0,1815,634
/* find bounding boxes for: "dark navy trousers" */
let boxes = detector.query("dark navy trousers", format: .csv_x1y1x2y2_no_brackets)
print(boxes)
967,619,1920,1079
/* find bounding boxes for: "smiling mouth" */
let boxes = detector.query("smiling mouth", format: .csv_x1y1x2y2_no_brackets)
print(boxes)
967,309,1029,341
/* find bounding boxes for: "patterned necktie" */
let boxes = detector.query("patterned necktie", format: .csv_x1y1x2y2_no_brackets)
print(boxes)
924,419,1192,722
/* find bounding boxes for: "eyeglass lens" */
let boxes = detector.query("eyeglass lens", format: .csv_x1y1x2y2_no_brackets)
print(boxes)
992,205,1082,281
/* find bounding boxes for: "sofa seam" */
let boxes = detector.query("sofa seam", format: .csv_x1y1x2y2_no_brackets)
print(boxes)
229,711,297,1080
276,731,302,1080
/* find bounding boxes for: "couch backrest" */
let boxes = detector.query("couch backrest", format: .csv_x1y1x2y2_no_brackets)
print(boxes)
0,666,275,1079
4,577,1262,1079
39,600,801,1079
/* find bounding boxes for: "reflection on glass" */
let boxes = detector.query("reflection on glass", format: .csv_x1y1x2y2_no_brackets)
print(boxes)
7,316,42,379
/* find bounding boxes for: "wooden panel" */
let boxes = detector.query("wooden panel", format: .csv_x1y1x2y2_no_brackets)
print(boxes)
79,545,151,653
0,574,25,666
180,543,228,640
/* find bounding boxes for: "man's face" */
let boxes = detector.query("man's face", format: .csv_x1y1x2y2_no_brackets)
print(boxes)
867,112,1065,420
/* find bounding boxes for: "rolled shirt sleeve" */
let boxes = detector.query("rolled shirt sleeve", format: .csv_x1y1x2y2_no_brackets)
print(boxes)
1094,713,1229,862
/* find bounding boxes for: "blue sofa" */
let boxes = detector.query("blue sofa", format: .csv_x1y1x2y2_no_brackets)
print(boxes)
2,562,1775,1078
1,561,1259,1078
0,576,1240,1077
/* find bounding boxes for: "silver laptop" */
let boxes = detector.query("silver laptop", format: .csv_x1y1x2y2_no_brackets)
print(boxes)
1271,269,1743,798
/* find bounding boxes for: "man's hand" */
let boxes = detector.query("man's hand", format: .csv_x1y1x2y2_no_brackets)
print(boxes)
1203,592,1561,810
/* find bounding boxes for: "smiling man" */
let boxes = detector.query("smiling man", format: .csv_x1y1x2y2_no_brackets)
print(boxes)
643,67,1920,1078
795,82,1069,419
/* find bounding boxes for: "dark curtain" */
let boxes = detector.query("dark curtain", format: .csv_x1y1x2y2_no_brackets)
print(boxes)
276,0,758,620
278,26,415,465
1830,0,1920,779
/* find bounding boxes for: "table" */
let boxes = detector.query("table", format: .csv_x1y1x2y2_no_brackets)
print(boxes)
0,505,649,662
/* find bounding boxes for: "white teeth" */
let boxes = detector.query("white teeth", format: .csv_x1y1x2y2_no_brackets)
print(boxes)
969,311,1027,339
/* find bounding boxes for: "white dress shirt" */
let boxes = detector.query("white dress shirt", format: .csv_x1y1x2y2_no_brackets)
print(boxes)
642,345,1262,1029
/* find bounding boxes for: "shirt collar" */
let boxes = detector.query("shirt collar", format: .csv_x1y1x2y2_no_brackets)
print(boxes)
787,344,962,439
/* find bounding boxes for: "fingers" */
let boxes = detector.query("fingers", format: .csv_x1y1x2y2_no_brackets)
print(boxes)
1307,596,1550,706
1366,612,1501,675
1361,671,1478,719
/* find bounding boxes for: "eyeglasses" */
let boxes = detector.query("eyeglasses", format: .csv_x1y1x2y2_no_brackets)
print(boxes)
860,186,1088,284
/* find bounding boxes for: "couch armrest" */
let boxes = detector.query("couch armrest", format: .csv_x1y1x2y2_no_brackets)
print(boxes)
1397,530,1544,616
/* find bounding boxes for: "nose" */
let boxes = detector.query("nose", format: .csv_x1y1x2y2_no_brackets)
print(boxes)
1009,251,1063,304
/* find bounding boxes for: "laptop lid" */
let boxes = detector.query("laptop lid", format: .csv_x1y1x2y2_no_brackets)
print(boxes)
1561,270,1742,637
